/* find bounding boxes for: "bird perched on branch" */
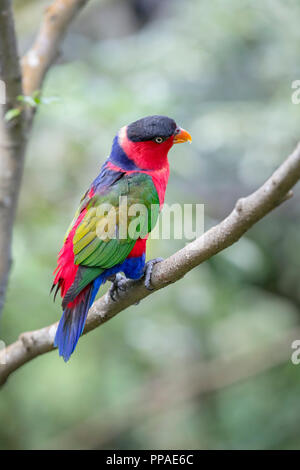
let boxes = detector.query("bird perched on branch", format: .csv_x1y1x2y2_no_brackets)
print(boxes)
52,115,192,361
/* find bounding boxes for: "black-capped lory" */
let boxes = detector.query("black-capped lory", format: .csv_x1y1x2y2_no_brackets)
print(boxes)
52,115,192,361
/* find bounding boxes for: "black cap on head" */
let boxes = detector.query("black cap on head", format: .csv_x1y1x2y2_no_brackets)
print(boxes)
127,115,177,142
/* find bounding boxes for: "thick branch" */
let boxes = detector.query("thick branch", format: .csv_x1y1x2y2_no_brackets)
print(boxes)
22,0,89,96
1,142,300,386
0,0,27,315
0,1,89,315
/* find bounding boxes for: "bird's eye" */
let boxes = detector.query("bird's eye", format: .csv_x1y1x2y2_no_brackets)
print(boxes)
154,136,164,144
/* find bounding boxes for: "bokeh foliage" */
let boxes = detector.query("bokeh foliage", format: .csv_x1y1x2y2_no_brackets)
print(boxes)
1,0,300,449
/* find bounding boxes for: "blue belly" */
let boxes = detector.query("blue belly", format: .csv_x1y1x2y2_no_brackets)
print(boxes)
89,254,146,305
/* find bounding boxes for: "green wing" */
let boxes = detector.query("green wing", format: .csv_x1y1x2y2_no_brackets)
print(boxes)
73,172,160,270
63,172,160,305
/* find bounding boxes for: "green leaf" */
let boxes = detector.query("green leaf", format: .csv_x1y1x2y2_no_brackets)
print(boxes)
17,95,37,108
17,93,59,107
32,90,41,100
4,108,21,121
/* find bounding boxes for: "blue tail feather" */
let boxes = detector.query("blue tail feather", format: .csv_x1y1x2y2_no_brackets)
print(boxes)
54,277,103,361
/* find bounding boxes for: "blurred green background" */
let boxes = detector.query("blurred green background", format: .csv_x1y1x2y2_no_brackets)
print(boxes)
1,0,300,450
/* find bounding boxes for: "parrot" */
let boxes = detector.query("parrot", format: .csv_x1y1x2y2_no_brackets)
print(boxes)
52,115,192,361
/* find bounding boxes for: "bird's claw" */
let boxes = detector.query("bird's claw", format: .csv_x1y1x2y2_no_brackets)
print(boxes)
108,257,164,302
108,273,128,301
144,257,164,291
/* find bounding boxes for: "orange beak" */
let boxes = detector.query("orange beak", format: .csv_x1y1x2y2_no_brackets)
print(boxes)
173,127,192,144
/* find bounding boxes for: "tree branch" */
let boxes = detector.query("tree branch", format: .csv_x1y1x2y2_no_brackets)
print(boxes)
22,0,89,97
1,141,300,386
0,0,90,316
0,0,27,315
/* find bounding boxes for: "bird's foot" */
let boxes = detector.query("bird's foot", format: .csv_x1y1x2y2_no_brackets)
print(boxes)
144,257,164,291
108,273,128,301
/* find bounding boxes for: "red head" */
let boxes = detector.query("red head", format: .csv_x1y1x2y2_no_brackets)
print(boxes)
118,115,192,171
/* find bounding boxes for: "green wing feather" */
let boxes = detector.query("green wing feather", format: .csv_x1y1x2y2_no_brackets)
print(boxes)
72,172,159,279
62,172,160,305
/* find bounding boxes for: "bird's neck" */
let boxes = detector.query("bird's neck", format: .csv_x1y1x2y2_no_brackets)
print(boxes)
109,134,171,171
148,165,170,207
107,136,170,206
108,136,141,171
